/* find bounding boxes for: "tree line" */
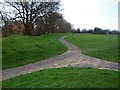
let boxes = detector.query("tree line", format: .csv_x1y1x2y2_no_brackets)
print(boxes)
72,27,120,35
0,1,72,37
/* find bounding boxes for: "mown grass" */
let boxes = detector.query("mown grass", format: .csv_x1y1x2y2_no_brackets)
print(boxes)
66,34,119,62
2,34,67,70
2,67,119,88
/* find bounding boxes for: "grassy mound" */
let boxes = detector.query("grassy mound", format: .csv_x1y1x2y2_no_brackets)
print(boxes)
2,34,67,70
3,67,118,88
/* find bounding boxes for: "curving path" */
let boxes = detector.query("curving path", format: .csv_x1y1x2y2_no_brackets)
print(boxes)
2,36,119,80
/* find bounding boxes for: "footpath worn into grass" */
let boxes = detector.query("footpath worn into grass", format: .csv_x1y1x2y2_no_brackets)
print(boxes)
3,67,119,88
2,35,119,81
2,34,67,70
66,34,119,62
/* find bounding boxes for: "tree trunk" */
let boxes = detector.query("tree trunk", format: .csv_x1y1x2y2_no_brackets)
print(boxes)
24,22,33,35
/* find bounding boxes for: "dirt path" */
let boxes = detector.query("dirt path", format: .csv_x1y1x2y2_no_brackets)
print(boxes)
2,36,119,80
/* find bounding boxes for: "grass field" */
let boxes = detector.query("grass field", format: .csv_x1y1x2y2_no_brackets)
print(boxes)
3,67,119,88
2,34,67,70
66,34,119,62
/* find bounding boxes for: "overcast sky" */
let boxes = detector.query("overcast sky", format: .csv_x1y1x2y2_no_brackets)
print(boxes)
60,0,119,30
0,0,119,30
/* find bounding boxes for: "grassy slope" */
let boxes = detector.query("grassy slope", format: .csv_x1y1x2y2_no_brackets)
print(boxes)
2,34,67,70
66,34,118,62
3,67,119,88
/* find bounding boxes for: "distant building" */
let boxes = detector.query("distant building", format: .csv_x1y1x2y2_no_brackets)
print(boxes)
2,19,25,32
12,20,25,32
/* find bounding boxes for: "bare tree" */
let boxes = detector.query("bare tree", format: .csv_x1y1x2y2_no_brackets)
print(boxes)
55,19,72,33
36,11,62,34
5,1,61,35
0,9,14,37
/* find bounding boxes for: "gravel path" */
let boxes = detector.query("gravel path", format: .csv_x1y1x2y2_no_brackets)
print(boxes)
2,36,119,80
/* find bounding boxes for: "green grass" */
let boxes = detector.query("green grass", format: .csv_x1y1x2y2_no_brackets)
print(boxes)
3,67,119,88
2,34,67,70
66,34,118,62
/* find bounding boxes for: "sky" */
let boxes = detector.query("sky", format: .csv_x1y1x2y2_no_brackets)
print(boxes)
0,0,119,30
60,0,119,30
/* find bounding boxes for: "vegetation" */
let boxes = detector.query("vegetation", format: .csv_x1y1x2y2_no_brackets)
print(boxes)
1,1,119,89
3,67,119,88
2,34,67,70
74,27,119,34
66,34,118,62
2,2,61,35
1,2,72,37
